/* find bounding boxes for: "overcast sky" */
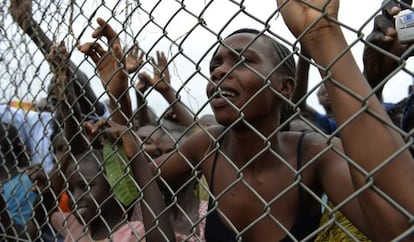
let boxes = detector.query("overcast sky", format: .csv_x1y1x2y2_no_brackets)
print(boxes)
2,0,413,116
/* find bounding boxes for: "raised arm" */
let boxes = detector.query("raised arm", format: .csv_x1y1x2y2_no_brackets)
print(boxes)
124,45,159,128
44,43,89,228
138,51,194,128
77,18,132,125
134,79,158,128
9,0,106,116
277,0,414,240
363,0,414,101
47,41,88,156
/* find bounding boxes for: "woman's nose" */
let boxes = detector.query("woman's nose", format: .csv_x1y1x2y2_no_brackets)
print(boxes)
211,63,231,83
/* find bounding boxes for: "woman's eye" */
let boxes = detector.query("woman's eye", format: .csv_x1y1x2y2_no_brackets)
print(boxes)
241,55,253,63
209,63,219,73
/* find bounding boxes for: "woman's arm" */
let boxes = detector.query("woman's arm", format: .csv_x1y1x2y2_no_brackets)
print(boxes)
47,41,88,156
277,0,414,240
9,0,106,116
77,18,132,126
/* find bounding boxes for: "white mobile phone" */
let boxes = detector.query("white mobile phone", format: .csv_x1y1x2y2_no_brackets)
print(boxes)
396,9,414,43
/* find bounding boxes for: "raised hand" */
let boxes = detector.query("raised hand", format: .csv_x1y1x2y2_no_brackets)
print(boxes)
363,0,414,95
152,51,172,93
276,0,339,39
78,17,132,124
46,41,73,110
84,119,139,159
125,44,145,74
77,17,127,98
9,0,32,29
137,51,172,94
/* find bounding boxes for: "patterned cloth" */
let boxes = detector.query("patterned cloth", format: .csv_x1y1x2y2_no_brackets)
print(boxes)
315,202,371,242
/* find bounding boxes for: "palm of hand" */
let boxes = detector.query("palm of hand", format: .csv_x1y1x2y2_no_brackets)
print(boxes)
97,51,128,98
151,51,171,93
153,67,171,93
125,46,144,74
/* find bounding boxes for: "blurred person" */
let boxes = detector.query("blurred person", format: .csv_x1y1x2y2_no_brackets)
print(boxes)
133,126,207,241
42,43,175,241
9,0,107,118
0,122,40,240
0,103,55,173
292,49,337,135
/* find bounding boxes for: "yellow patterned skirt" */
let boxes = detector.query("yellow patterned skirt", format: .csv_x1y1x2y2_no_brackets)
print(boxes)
315,202,371,242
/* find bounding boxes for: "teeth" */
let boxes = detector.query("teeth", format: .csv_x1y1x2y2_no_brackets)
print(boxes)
77,207,87,215
220,90,236,97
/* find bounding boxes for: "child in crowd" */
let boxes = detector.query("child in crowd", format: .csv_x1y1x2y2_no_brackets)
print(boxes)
51,120,175,242
0,122,39,239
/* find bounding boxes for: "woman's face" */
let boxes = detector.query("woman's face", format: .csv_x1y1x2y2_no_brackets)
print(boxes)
66,159,111,224
207,33,283,125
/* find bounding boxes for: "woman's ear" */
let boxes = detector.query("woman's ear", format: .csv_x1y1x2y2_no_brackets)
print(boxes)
278,76,296,99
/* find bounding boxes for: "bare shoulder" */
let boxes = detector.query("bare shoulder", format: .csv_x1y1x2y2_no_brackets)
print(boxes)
298,132,347,177
301,131,342,151
181,124,226,162
282,131,344,165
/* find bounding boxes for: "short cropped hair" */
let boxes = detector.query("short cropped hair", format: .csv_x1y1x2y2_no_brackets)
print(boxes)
211,28,296,79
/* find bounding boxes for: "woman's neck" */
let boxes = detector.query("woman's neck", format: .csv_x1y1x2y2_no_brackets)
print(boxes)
229,116,281,138
223,128,282,169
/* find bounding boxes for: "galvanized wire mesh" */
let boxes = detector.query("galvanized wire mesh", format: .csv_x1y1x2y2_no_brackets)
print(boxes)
1,0,414,241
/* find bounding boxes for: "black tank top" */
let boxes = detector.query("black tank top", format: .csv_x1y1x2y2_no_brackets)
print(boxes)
204,132,321,241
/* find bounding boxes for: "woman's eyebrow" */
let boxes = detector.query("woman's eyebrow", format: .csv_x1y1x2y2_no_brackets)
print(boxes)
210,46,258,64
231,47,258,58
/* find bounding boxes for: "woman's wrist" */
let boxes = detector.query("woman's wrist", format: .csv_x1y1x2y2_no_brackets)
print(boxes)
301,25,348,69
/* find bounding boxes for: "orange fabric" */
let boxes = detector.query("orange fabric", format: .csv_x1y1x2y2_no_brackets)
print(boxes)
59,191,71,212
9,100,33,111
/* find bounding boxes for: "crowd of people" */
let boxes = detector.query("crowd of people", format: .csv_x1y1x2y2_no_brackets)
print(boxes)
2,0,414,241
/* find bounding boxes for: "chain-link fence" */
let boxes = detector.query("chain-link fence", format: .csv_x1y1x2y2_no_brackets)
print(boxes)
1,0,414,241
